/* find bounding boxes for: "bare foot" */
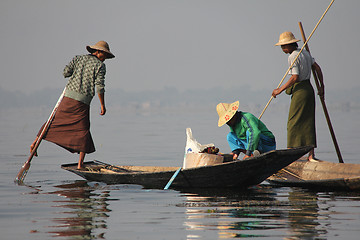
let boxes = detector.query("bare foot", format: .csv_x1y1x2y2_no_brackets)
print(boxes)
307,149,317,162
308,157,319,162
253,150,261,157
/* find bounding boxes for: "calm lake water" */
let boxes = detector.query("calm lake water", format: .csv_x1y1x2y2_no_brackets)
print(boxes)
1,103,359,240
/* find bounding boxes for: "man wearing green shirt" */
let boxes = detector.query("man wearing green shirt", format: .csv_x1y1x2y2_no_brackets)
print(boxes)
217,101,276,160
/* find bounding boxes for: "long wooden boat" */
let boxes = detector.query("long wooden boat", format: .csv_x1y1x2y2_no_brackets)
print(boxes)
267,159,360,191
61,146,311,189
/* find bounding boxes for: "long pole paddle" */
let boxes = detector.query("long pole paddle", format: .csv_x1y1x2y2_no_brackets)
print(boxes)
298,22,343,163
164,167,182,190
258,0,335,119
15,87,66,184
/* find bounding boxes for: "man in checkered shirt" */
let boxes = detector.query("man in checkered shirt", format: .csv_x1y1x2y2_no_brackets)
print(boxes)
31,41,115,169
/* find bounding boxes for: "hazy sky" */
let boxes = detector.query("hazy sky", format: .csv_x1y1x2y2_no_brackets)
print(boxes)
1,0,358,94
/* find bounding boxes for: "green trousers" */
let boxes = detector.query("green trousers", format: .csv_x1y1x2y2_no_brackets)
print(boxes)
286,80,316,148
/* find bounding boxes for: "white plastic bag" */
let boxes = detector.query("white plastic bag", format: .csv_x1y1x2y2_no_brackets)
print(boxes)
183,128,215,168
184,128,214,154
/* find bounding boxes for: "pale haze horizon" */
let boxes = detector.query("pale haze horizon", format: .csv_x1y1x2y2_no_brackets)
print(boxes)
1,0,358,97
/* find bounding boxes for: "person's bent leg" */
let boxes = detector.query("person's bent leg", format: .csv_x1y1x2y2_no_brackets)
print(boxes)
227,132,247,159
30,137,39,157
257,134,276,153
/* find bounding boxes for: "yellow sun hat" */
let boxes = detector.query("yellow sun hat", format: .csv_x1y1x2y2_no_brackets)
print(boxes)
216,101,239,127
275,31,300,46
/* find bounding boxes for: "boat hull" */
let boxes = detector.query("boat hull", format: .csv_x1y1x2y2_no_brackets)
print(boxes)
267,159,360,191
61,146,311,189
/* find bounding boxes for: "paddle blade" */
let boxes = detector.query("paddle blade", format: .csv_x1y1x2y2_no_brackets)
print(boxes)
15,162,31,184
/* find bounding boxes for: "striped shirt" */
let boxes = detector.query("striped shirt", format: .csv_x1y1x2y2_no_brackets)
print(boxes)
63,54,106,105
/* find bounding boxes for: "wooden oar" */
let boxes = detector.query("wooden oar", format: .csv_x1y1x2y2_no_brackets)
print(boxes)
298,22,344,163
15,88,66,184
164,167,182,190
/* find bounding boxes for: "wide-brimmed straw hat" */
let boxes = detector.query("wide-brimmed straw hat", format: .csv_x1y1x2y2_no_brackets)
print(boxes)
216,101,239,127
86,41,115,59
275,31,300,46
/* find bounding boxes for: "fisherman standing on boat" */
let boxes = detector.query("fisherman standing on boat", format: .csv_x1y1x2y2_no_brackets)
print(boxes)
272,32,324,161
30,41,115,169
217,101,276,160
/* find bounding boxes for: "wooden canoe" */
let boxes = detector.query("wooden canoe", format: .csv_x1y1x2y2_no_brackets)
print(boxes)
61,146,312,189
267,159,360,191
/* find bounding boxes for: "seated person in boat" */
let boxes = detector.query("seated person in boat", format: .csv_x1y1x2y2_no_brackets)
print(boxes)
216,101,276,160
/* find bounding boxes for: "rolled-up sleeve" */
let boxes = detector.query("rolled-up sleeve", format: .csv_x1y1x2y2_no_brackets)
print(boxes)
63,57,75,78
95,64,106,94
288,55,299,75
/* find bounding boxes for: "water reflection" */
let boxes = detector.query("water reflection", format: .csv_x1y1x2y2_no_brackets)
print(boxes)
180,186,327,239
286,190,327,239
48,181,111,239
21,181,360,239
25,181,111,239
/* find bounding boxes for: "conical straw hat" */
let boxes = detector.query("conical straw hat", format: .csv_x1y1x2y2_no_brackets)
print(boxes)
275,31,300,46
216,101,239,127
86,41,115,59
